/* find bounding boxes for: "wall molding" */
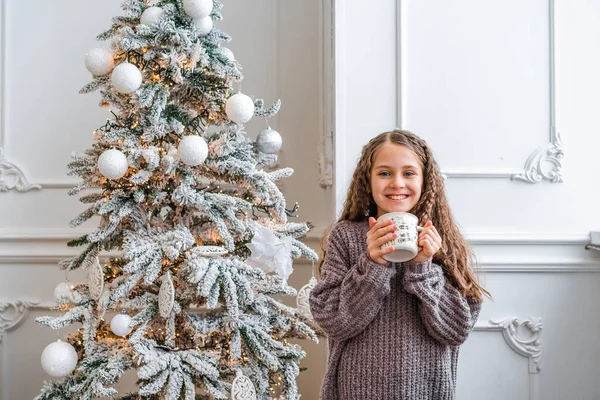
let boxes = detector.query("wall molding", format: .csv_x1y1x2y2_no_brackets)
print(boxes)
0,299,40,342
0,229,597,271
318,0,334,188
475,317,543,400
396,0,562,184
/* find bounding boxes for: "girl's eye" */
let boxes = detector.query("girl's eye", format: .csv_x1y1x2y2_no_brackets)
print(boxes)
405,171,415,177
378,172,390,177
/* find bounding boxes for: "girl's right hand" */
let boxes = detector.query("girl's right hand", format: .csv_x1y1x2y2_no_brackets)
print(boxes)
367,217,398,265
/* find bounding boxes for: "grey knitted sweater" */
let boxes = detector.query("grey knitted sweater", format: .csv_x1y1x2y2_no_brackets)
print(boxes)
309,220,482,400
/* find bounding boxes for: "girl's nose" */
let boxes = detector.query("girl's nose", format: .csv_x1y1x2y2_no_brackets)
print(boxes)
389,176,405,188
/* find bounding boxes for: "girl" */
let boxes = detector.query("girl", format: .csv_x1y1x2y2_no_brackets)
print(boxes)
309,130,490,400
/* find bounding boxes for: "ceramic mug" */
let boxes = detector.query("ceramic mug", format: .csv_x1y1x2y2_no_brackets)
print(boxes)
377,212,421,262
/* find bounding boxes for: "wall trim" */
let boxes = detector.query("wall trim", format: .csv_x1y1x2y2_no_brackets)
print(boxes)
396,0,562,184
474,317,543,400
0,299,40,342
0,229,589,244
0,229,596,270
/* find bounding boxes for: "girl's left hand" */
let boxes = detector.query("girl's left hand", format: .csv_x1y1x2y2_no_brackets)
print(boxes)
412,221,442,263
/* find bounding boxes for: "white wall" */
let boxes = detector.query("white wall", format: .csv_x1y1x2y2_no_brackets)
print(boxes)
0,1,330,399
335,0,600,399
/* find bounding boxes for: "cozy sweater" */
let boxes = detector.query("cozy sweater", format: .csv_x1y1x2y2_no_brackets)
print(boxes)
309,220,482,400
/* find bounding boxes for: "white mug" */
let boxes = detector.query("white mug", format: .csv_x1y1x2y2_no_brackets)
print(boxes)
377,212,421,262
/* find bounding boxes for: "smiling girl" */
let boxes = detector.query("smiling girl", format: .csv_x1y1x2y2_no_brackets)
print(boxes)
309,129,490,400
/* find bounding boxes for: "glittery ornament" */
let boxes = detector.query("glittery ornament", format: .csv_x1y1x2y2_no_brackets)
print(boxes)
183,0,213,19
54,281,81,304
159,271,175,318
225,93,254,124
178,136,208,166
98,149,128,179
220,47,235,62
297,276,317,319
193,16,213,35
88,255,104,301
140,6,164,26
41,340,78,377
111,62,142,94
110,313,133,336
231,370,257,400
256,128,282,154
84,48,114,76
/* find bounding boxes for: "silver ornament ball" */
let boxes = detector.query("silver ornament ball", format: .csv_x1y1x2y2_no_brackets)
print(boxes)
193,15,213,35
183,0,213,18
41,340,78,378
257,128,283,154
84,48,114,76
98,149,129,179
140,6,164,26
178,136,209,166
111,62,142,94
110,314,133,337
225,93,254,124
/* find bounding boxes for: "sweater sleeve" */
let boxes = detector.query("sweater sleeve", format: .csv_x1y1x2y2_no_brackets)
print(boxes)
309,224,396,341
402,259,482,346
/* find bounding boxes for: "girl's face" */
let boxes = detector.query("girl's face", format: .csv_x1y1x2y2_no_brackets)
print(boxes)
370,143,423,218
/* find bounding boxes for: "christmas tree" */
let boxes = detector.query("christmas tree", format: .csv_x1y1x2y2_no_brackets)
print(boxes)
35,1,320,399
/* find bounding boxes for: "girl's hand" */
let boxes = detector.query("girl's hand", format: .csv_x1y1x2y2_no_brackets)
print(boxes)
413,220,442,263
367,217,397,265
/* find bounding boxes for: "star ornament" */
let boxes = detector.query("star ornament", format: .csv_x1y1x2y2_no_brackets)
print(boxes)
246,225,293,282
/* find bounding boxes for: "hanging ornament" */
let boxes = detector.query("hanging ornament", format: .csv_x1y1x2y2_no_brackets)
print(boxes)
140,6,164,26
159,271,175,318
226,93,255,124
219,47,235,62
111,62,143,94
178,136,208,166
246,225,293,283
84,48,114,76
296,262,317,319
256,128,282,154
98,149,128,179
40,339,78,378
193,16,213,35
183,0,213,19
53,281,81,304
88,255,104,301
231,370,257,400
110,313,133,336
195,245,228,257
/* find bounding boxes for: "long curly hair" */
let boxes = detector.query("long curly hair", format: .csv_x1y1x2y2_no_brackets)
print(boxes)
319,129,490,301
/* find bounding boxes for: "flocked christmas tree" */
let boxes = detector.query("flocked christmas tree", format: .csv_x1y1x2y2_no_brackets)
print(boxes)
35,1,320,399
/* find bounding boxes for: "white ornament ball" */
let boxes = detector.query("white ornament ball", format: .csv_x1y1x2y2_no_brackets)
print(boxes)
111,62,143,94
53,282,81,303
257,128,283,154
98,149,128,179
220,47,235,62
140,6,164,26
178,136,208,166
110,314,133,337
193,16,213,35
225,93,254,124
84,48,114,76
41,340,78,378
183,0,213,19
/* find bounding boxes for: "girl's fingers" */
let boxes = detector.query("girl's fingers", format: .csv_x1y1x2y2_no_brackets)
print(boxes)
375,231,397,246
